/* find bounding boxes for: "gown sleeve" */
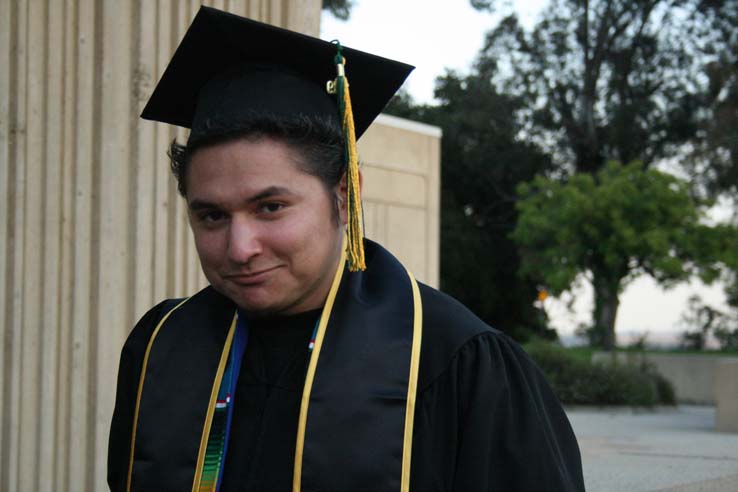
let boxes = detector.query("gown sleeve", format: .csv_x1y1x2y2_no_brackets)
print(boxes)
107,299,180,492
412,332,585,492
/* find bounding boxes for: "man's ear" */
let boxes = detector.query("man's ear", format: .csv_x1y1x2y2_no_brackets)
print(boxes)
335,169,363,226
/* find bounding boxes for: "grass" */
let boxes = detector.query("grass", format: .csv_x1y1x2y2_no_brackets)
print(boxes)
522,341,595,362
560,345,596,362
527,340,738,360
596,346,738,357
643,346,738,356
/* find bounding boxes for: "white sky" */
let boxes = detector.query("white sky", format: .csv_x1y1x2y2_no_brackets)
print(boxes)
321,0,547,104
320,0,732,341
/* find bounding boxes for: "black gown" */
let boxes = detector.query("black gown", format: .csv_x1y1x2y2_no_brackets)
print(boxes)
109,282,584,491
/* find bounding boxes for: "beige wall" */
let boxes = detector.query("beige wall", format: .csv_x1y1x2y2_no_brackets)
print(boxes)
360,114,441,287
592,352,738,404
715,361,738,432
0,1,439,491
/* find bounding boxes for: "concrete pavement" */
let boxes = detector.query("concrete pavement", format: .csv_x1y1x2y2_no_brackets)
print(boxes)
566,406,738,492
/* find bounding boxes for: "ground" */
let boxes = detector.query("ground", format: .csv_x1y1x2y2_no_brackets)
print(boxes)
567,406,738,492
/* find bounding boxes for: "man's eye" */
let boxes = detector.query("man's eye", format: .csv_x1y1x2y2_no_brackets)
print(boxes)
200,211,226,223
259,202,285,214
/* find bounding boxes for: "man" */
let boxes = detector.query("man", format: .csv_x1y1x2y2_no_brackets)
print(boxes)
108,6,585,492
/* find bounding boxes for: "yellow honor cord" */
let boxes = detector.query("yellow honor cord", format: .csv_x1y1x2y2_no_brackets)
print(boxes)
333,50,366,272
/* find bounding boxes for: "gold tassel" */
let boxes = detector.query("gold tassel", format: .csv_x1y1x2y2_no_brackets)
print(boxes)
329,45,365,271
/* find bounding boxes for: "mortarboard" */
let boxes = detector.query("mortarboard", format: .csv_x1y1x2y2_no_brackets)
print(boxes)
141,6,414,142
141,6,414,271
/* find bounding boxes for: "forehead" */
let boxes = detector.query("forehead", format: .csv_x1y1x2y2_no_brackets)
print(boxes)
193,135,305,166
185,136,318,198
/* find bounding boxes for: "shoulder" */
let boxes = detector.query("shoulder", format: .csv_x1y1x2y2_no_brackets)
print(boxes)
417,282,528,391
123,286,233,356
121,297,187,359
412,288,584,490
418,283,490,335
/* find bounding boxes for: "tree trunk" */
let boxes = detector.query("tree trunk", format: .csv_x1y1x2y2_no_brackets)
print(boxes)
591,272,621,350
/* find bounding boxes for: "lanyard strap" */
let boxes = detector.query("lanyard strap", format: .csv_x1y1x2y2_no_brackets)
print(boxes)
199,314,320,492
215,315,248,490
198,315,247,492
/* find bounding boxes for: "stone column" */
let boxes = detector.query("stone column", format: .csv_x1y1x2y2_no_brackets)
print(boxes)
0,2,321,491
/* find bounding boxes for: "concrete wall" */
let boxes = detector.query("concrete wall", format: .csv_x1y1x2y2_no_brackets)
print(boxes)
360,114,441,287
715,361,738,432
0,2,440,491
592,352,738,404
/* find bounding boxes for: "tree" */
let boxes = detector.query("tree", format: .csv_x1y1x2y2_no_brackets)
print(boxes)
684,1,738,195
714,325,738,351
322,0,354,20
475,0,737,177
680,295,727,350
384,73,556,341
513,161,736,349
679,295,738,351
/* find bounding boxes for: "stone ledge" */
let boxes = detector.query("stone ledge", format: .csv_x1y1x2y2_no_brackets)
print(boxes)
715,361,738,433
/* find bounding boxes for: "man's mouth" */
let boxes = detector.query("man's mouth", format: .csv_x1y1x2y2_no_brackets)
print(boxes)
224,266,281,285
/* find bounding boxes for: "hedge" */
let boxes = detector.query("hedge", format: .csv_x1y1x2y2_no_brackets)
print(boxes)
524,340,676,406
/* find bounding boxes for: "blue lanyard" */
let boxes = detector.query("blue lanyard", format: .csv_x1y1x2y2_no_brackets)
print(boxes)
213,313,320,491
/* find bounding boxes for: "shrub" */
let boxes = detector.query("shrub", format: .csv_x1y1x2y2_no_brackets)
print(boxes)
524,340,675,406
653,370,677,405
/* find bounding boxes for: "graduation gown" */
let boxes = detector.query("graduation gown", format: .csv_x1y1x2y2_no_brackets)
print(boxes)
108,241,584,492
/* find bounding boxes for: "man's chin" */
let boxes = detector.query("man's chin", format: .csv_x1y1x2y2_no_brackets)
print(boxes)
225,289,298,317
229,292,320,318
228,294,279,315
209,277,324,317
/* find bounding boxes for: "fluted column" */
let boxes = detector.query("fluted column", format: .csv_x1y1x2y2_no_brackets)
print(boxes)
0,2,322,491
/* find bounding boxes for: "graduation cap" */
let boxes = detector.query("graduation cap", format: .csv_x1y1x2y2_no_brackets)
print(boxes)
141,6,414,272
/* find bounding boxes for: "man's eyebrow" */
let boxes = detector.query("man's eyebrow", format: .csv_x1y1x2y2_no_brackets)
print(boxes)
188,199,218,211
188,186,296,211
247,186,295,203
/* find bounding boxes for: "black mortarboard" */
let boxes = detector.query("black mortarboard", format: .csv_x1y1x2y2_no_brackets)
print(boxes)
141,6,414,143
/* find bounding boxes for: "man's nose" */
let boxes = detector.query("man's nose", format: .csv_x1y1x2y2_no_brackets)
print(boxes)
227,216,262,264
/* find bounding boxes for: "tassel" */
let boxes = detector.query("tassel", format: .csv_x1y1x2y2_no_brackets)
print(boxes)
329,42,366,272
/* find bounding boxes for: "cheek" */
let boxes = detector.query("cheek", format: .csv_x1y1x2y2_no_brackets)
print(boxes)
266,218,316,258
192,229,225,269
269,209,337,264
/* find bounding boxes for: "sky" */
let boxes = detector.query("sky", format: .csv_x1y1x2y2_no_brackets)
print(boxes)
321,0,547,104
319,0,731,342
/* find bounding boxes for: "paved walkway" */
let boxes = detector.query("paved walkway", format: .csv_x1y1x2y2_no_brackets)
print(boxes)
566,406,738,492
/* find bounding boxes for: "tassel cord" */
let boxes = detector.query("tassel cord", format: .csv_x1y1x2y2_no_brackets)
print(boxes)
333,46,365,271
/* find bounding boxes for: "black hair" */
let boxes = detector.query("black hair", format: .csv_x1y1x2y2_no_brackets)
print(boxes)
168,113,345,203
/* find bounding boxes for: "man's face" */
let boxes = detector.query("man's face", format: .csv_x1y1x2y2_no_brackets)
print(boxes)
186,136,345,315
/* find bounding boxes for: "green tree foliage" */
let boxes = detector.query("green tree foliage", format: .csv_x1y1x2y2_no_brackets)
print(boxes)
680,295,738,351
475,0,737,178
513,161,737,348
470,0,738,344
680,295,728,350
384,73,556,341
684,1,738,195
321,0,354,20
469,0,497,12
714,325,738,351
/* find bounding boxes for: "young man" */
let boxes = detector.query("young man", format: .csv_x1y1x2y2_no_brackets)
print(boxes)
108,6,585,492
